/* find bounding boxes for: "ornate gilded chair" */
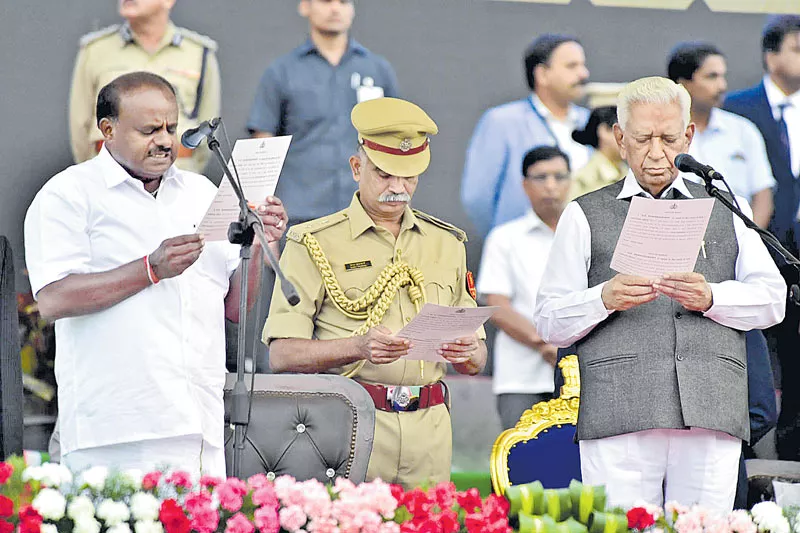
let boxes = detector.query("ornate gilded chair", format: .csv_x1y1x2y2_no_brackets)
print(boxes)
490,355,581,494
223,373,375,483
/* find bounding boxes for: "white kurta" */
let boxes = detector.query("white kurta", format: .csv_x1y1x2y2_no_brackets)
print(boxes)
25,147,239,460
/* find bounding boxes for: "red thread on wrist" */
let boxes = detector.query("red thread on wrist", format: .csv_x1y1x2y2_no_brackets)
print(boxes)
144,255,160,284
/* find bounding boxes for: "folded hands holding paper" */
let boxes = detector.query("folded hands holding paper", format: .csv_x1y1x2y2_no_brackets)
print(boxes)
601,271,713,313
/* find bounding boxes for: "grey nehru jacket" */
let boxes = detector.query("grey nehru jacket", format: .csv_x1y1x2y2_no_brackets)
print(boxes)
574,179,748,442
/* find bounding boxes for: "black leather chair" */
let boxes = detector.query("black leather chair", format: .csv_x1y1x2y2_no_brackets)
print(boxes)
224,373,375,483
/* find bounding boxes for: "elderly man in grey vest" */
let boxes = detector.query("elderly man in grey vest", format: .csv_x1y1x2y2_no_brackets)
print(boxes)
534,76,786,512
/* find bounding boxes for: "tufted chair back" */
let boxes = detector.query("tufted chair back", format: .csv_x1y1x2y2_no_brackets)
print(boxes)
223,373,375,483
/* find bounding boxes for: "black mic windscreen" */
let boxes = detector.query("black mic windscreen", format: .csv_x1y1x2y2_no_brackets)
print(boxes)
674,153,694,173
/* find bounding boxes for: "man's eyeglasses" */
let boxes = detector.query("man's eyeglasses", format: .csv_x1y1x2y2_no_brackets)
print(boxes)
524,172,571,182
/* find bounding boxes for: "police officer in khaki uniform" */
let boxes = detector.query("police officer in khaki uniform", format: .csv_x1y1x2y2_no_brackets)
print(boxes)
264,97,488,489
69,0,220,175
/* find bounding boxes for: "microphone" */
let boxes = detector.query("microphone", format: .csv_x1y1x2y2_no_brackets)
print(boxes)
674,153,724,181
181,117,221,149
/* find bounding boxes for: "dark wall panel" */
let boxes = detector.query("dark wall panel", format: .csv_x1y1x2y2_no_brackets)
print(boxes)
0,0,771,286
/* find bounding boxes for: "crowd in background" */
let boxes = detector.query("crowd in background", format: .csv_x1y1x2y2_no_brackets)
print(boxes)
46,0,800,504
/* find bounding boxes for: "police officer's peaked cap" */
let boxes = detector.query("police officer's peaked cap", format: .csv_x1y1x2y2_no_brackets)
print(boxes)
351,97,438,178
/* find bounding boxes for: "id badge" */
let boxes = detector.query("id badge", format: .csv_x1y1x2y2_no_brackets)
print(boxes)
357,85,384,102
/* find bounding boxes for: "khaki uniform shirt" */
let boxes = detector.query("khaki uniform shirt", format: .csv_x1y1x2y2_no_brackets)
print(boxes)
263,193,485,488
569,151,627,200
69,22,221,175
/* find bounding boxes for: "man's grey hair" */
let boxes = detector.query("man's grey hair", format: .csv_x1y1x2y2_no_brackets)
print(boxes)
616,76,692,131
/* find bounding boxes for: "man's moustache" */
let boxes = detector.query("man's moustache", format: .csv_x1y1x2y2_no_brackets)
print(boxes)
378,193,411,203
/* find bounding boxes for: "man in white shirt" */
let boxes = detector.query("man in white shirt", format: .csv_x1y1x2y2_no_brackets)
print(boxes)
24,72,288,476
668,41,776,228
534,77,786,511
477,146,570,430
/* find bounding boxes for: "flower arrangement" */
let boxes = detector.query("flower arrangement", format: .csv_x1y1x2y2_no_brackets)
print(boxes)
0,456,512,533
625,500,787,533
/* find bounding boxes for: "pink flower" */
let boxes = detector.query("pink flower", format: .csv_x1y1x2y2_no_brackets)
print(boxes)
142,471,162,490
306,517,338,533
252,486,279,509
166,471,193,490
225,512,255,533
217,478,248,513
378,523,401,533
199,475,223,489
675,511,704,533
253,506,281,533
665,501,690,516
333,478,356,495
273,475,298,503
184,492,219,533
728,510,757,533
705,516,733,533
279,505,308,532
247,474,271,491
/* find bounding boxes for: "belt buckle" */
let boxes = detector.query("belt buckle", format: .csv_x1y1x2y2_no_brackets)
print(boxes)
387,386,421,412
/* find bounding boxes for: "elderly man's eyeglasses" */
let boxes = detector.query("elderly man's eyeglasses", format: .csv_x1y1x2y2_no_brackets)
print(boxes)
525,172,571,182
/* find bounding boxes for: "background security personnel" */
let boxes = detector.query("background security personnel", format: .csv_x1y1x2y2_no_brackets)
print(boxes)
69,0,220,175
263,97,487,489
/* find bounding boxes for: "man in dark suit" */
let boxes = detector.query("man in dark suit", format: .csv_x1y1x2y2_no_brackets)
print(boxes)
724,15,800,461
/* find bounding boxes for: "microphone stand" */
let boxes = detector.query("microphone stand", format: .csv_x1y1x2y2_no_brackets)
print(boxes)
702,176,800,306
203,127,300,478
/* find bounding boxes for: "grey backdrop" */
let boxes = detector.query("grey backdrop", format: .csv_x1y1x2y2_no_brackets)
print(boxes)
1,0,772,287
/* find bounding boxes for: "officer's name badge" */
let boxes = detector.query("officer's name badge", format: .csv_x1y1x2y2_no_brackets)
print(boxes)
345,260,372,271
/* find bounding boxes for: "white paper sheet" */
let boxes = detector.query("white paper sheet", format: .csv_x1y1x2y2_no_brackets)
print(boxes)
396,303,496,363
610,196,715,278
197,136,292,240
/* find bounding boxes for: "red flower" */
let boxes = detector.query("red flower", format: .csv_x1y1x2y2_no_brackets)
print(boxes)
456,488,483,513
401,517,439,533
627,507,656,530
0,496,13,518
434,482,457,510
482,494,510,521
142,471,162,491
402,488,434,519
0,520,13,533
390,483,406,503
19,505,42,533
437,508,460,533
464,512,486,533
160,498,191,533
0,463,13,485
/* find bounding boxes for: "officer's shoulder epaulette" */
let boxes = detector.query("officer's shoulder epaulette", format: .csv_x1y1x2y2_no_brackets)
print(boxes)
79,24,120,48
176,27,218,52
286,211,349,243
413,209,468,243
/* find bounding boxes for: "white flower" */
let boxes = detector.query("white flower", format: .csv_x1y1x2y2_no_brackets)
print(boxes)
793,511,800,533
752,502,790,533
130,492,160,522
134,521,164,533
67,495,96,521
74,516,102,533
22,465,43,482
80,466,109,491
40,523,59,533
108,523,132,533
96,500,131,526
32,488,67,521
123,469,143,489
39,463,73,488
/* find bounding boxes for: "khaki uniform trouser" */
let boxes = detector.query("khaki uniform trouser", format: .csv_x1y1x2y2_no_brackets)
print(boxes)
366,403,452,489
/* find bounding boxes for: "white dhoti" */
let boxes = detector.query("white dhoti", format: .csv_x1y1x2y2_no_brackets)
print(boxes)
579,427,741,513
63,434,226,478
